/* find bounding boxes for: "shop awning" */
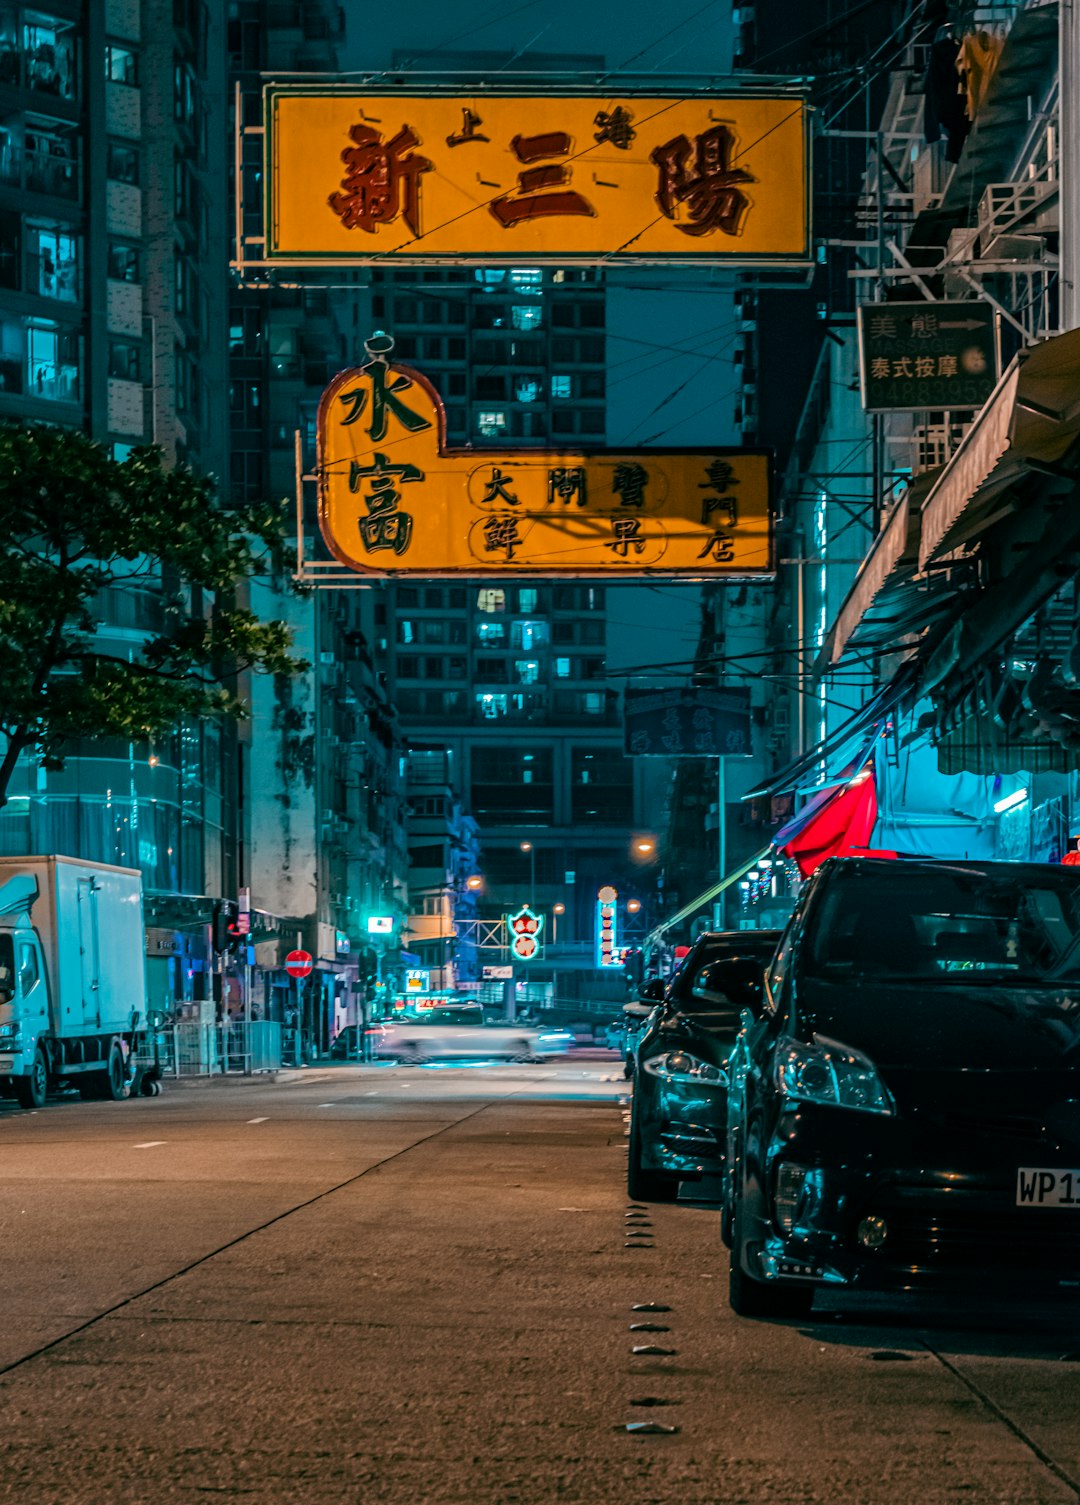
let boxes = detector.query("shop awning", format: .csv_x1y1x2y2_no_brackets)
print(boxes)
741,662,917,803
920,327,1080,568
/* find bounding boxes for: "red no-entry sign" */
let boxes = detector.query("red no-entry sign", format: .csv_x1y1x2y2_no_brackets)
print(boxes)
285,950,313,979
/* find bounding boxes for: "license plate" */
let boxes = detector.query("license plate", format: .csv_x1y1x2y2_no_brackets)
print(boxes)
1017,1168,1080,1207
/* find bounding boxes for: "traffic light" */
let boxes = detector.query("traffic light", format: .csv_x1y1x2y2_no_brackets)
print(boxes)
358,946,379,985
211,900,240,953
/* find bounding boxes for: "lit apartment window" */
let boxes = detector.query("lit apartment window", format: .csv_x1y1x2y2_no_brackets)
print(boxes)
512,620,549,651
551,374,572,399
476,588,505,613
476,621,505,645
515,660,540,684
511,305,542,331
27,318,79,402
476,409,506,438
514,377,540,402
554,657,571,678
477,693,508,719
518,588,538,612
105,44,138,87
510,269,542,287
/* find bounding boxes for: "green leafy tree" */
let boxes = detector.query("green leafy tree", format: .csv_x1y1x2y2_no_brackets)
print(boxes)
0,424,307,808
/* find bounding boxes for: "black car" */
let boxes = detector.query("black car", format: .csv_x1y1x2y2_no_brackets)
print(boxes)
723,857,1080,1318
627,929,781,1202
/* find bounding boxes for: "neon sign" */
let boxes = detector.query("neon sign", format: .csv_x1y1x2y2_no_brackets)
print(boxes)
597,886,619,967
508,905,544,962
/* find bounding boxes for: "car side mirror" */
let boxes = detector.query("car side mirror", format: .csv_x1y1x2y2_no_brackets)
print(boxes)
637,977,666,1004
692,957,765,1010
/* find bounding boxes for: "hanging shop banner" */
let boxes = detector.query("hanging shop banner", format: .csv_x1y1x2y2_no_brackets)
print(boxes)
857,301,999,413
265,88,810,265
624,686,753,757
317,345,772,578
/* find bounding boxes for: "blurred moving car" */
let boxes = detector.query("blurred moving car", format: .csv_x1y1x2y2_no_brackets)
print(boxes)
371,1005,574,1064
724,857,1080,1318
627,930,781,1202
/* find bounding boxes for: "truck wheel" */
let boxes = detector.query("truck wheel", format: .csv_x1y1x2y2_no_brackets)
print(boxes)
15,1047,48,1110
105,1043,130,1102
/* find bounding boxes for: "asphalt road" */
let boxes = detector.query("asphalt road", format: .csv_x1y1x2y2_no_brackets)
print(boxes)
3,1061,1080,1504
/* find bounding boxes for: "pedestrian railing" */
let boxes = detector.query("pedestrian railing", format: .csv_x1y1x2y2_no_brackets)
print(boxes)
147,1021,284,1078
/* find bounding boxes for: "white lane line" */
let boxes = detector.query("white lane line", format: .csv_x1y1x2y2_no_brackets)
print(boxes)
317,1102,336,1108
133,1141,166,1149
365,1090,378,1095
247,1117,269,1124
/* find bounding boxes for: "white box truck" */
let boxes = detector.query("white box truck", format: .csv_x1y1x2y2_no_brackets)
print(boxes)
0,856,161,1110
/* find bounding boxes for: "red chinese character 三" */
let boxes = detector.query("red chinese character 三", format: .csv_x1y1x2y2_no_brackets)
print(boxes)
490,132,595,228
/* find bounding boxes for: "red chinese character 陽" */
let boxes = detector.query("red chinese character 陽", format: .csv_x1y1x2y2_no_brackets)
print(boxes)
650,125,755,238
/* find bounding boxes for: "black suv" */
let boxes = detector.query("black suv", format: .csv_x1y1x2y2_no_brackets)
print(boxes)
627,929,781,1202
724,857,1080,1318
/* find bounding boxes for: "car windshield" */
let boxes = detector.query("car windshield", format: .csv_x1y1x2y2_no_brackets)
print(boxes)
805,864,1080,985
668,936,776,1008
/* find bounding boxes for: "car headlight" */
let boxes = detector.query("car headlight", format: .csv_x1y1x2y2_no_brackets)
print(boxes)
0,1023,21,1050
643,1050,727,1086
774,1034,895,1116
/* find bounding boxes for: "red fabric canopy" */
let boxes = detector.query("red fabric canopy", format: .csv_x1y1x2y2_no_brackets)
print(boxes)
778,764,879,878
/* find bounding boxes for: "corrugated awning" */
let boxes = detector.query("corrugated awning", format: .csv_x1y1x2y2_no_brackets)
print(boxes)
921,327,1080,568
825,469,938,665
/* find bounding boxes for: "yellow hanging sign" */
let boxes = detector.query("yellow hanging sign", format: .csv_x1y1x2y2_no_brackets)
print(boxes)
316,345,773,578
267,89,810,265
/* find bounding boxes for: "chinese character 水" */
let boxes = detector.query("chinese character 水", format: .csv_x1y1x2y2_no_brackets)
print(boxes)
547,466,587,507
606,517,646,557
594,106,635,150
338,364,432,443
328,123,431,237
490,132,595,227
651,125,755,237
480,466,520,505
482,515,523,560
612,461,648,508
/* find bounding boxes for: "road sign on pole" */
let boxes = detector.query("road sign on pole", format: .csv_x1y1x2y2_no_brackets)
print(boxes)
285,950,313,979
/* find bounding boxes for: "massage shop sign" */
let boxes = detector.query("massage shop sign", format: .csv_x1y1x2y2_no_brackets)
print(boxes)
317,340,773,578
264,89,810,265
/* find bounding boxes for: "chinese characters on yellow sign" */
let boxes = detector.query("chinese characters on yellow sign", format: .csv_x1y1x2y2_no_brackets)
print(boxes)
267,91,809,264
317,340,772,578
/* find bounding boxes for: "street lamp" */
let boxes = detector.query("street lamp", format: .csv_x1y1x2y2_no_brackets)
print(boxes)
553,900,565,943
466,874,484,891
520,841,536,904
627,899,641,914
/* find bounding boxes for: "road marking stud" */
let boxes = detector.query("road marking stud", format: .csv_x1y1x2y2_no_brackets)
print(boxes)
632,1344,676,1356
133,1141,166,1149
247,1117,269,1124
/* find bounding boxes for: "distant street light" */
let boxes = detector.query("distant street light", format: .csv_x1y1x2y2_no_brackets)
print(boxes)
466,875,484,891
627,899,641,913
520,841,536,904
552,901,565,942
